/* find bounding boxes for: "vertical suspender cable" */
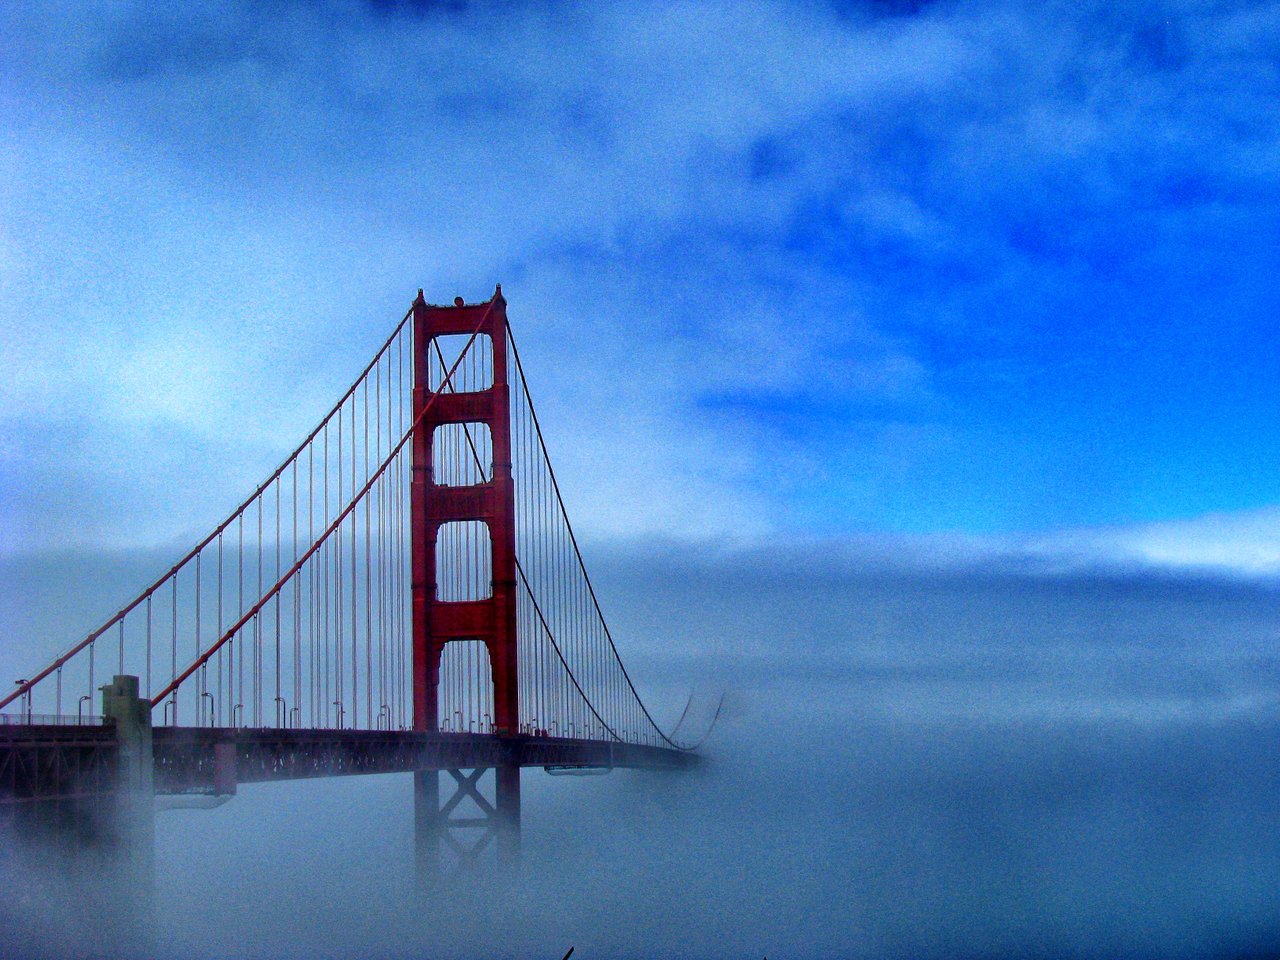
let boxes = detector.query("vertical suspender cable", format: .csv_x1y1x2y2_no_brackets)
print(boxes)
275,477,281,725
237,512,244,723
170,573,178,722
365,377,372,729
146,595,152,710
336,404,344,725
217,533,223,725
293,458,299,726
256,493,263,726
194,554,201,724
351,397,358,727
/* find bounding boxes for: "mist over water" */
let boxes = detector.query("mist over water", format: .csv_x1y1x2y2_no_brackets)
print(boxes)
3,543,1280,958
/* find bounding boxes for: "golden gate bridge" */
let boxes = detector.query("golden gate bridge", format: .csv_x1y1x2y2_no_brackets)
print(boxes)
0,287,714,882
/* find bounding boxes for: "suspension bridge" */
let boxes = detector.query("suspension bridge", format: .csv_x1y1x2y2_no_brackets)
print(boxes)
0,287,711,882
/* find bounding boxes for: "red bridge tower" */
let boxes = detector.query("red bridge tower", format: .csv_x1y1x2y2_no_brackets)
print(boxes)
411,287,521,876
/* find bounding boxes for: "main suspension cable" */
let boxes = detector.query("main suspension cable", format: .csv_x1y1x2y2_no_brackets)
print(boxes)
0,307,414,713
150,302,494,708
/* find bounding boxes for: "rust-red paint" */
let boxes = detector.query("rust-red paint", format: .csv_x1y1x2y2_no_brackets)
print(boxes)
410,287,519,736
411,286,522,871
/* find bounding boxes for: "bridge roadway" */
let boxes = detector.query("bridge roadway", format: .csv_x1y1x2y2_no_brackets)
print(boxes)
0,715,695,812
153,727,696,795
0,721,695,869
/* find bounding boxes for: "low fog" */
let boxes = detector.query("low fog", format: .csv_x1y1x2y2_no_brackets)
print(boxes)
3,541,1279,959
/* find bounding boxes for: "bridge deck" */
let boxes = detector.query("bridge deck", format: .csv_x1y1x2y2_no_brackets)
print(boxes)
153,727,696,795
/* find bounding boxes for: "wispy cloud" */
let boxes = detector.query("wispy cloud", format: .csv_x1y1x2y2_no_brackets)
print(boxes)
1034,505,1280,575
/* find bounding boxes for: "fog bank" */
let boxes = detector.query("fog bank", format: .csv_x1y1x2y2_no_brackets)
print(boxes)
3,542,1279,958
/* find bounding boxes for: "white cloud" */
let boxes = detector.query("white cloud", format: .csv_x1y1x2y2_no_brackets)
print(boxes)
1034,506,1280,576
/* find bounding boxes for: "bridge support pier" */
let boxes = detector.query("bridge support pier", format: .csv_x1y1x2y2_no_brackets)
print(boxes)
413,769,439,884
495,762,520,864
0,676,158,956
414,763,519,884
100,676,154,875
100,675,156,942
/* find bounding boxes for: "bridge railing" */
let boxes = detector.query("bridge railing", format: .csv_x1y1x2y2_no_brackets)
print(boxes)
0,713,107,727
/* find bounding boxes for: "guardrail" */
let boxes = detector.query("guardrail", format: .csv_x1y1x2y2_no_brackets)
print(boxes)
0,712,107,727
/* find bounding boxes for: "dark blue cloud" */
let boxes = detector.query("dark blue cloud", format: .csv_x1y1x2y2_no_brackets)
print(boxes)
364,0,470,17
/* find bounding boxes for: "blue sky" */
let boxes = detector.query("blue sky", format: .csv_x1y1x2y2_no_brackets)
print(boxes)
3,0,1280,565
